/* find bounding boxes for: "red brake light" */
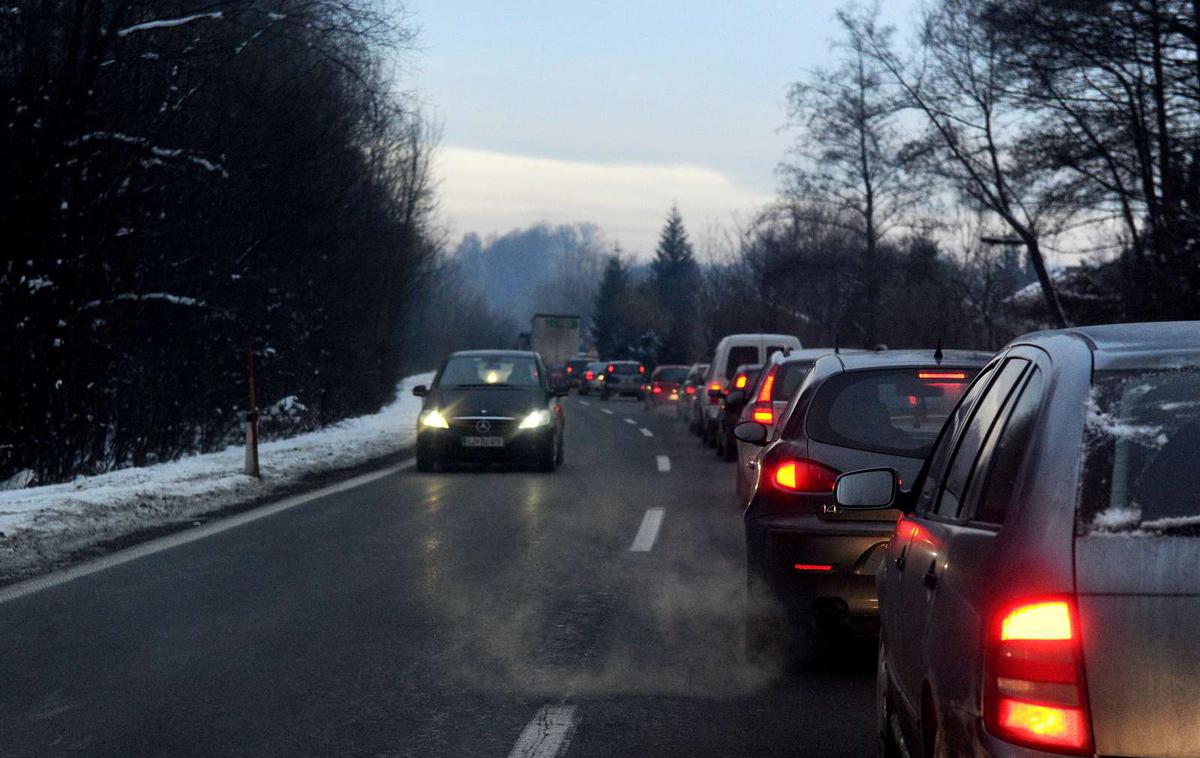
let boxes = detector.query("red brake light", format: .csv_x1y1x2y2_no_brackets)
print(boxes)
756,368,776,403
607,364,615,374
585,371,594,380
793,563,833,572
639,365,645,374
686,385,696,395
652,386,662,394
566,366,573,374
918,371,967,380
986,598,1092,754
734,374,748,389
752,407,774,424
772,459,839,493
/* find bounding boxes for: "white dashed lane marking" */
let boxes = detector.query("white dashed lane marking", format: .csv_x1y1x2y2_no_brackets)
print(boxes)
629,508,665,552
639,428,653,437
507,704,578,758
578,400,590,407
601,409,614,416
623,418,637,425
656,455,671,473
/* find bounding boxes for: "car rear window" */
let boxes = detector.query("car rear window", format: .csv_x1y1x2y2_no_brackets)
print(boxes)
807,368,977,457
725,347,758,379
611,363,641,375
774,361,815,401
657,368,689,382
1080,368,1200,536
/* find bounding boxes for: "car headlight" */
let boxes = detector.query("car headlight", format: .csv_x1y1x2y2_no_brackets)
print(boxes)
518,409,552,429
420,409,449,429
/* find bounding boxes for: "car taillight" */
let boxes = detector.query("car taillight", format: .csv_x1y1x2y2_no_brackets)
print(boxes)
985,598,1092,754
772,458,838,493
607,364,615,374
566,366,573,374
585,371,594,380
639,365,645,374
686,385,696,395
652,386,662,394
734,374,749,389
752,405,773,424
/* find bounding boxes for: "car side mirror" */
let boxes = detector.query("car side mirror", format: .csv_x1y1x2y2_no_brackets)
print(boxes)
707,387,724,399
733,421,769,446
725,389,747,406
412,385,429,397
834,468,898,510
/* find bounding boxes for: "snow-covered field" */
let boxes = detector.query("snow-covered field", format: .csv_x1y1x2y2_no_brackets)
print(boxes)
0,372,434,581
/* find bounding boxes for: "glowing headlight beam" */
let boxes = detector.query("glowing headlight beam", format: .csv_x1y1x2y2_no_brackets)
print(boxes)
420,409,449,429
518,409,552,429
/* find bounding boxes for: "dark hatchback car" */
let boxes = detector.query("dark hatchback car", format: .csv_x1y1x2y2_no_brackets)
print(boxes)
715,363,762,460
644,364,690,407
412,350,566,472
737,349,991,656
600,360,646,400
835,323,1200,758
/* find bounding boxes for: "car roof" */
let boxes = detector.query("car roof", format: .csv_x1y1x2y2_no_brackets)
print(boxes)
607,359,641,364
449,349,538,358
827,348,994,371
734,363,764,373
1015,321,1200,355
772,347,866,365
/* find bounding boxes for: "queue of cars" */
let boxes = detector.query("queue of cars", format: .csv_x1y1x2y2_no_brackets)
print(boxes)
682,323,1200,758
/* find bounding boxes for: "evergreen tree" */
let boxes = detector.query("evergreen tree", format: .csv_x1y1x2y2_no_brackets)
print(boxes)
591,253,629,358
650,206,701,362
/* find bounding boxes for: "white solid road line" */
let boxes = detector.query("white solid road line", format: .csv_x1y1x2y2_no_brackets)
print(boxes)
0,459,416,606
601,409,614,415
507,704,578,758
623,417,637,425
629,507,665,552
639,428,654,437
656,455,671,473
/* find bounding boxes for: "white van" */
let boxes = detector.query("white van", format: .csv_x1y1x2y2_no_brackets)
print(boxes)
701,333,801,445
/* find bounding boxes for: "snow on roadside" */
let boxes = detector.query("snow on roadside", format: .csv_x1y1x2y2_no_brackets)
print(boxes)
0,372,434,580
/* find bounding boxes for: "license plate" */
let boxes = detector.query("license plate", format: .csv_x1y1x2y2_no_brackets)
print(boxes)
462,436,504,448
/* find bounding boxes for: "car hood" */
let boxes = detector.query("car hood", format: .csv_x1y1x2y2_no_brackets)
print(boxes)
427,387,547,419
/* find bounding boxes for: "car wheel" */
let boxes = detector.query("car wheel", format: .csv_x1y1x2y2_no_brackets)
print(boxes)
722,430,737,461
878,642,904,758
555,432,564,465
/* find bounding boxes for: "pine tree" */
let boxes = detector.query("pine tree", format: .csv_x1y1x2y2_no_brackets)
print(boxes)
591,253,629,358
650,206,701,362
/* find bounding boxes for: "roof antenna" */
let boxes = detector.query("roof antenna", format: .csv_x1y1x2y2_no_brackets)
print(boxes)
833,333,840,355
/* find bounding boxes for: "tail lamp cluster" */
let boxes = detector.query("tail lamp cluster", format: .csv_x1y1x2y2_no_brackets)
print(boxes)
770,458,838,494
985,599,1093,754
750,366,777,424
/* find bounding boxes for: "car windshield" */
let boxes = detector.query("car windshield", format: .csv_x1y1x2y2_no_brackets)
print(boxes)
438,355,542,388
1080,368,1200,535
805,368,977,457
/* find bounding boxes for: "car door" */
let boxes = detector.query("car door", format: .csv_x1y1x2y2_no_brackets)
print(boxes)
891,357,1030,731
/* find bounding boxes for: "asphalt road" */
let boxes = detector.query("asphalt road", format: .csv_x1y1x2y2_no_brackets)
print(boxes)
0,396,876,757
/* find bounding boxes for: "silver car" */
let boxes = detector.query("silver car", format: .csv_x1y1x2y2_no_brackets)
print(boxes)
835,322,1200,758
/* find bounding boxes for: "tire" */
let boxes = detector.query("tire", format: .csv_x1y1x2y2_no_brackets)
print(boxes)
416,449,435,472
722,429,737,461
877,642,904,758
555,431,564,465
539,435,558,472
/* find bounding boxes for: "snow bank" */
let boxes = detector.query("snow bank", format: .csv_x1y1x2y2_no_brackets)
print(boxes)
0,372,433,581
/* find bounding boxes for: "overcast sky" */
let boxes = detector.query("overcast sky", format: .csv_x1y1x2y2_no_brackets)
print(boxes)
404,1,918,256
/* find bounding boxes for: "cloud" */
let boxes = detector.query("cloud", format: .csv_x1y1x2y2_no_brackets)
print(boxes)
435,146,774,255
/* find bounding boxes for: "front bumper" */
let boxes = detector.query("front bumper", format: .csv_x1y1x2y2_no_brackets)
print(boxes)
417,425,554,463
746,513,892,630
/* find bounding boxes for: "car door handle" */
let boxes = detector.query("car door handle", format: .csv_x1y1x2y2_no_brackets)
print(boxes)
893,545,907,571
923,560,939,590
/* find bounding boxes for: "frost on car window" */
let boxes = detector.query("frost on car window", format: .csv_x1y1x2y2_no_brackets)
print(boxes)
1079,368,1200,536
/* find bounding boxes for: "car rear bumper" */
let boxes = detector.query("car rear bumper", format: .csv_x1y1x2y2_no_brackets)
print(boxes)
746,514,892,626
